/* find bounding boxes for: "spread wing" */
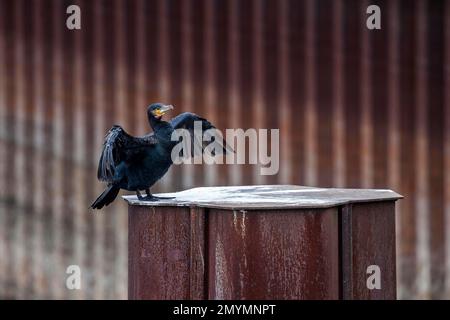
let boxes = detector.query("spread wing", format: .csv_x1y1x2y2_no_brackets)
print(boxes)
170,112,234,158
97,125,157,182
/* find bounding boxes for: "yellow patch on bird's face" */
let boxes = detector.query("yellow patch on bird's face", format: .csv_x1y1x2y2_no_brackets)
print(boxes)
154,109,163,117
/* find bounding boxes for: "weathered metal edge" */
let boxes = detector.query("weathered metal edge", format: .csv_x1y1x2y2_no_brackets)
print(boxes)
122,191,403,211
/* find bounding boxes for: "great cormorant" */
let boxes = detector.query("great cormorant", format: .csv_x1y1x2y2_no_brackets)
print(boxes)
90,103,231,209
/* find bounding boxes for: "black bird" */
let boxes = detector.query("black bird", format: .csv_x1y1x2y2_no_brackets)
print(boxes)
90,103,231,209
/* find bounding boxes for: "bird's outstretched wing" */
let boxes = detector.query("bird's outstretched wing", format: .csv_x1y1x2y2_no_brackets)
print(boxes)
97,125,157,182
170,112,234,158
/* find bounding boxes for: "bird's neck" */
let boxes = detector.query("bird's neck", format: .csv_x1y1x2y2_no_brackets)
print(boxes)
148,115,162,130
148,115,171,134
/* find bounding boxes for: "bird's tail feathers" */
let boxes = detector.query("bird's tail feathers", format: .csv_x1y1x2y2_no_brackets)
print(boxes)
90,185,120,210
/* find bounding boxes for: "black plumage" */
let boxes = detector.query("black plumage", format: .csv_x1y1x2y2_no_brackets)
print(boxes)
90,103,231,209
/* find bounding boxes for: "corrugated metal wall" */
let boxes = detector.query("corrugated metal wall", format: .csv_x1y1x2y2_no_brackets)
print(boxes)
0,0,447,299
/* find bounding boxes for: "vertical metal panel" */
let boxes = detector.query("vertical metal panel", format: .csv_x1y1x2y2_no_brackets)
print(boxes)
263,0,279,186
0,0,448,299
341,202,397,299
79,0,97,299
238,0,255,186
71,0,85,300
415,0,430,298
426,0,445,299
134,0,147,136
343,0,362,188
370,0,389,189
188,207,207,300
128,206,192,300
92,0,106,300
12,0,26,299
156,0,172,191
207,208,339,299
228,0,241,186
180,0,194,188
288,0,306,186
61,0,76,299
167,0,184,190
191,0,205,187
360,0,373,188
252,0,265,185
278,0,291,184
3,0,17,298
113,0,128,299
387,0,402,298
445,0,450,298
22,0,36,299
0,0,6,299
332,0,345,188
31,0,44,299
50,0,64,300
304,0,317,186
398,0,418,299
316,0,333,187
103,0,120,298
203,0,218,186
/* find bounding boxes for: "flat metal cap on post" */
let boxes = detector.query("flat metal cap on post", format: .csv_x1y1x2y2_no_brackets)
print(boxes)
123,185,403,210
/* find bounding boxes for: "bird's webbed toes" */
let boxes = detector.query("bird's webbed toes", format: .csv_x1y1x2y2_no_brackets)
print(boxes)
140,195,175,201
152,195,176,200
141,196,159,201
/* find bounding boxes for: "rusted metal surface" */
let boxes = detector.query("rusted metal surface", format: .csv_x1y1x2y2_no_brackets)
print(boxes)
128,206,192,300
188,207,207,300
341,202,397,299
128,205,207,300
127,185,398,300
0,0,447,299
207,208,339,299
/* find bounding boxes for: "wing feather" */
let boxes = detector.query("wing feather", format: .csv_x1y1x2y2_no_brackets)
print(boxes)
170,112,234,157
97,125,157,182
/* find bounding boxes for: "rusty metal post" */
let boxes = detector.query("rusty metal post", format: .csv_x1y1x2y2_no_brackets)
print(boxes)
126,186,402,300
340,202,397,299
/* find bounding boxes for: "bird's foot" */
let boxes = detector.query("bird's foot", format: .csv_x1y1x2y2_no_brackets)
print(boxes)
151,195,176,200
138,195,175,201
136,190,175,201
138,195,159,201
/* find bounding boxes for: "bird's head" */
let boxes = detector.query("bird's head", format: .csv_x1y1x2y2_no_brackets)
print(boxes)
147,103,174,120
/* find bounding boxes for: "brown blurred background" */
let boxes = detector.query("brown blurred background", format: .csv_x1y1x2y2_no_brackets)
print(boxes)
0,0,448,299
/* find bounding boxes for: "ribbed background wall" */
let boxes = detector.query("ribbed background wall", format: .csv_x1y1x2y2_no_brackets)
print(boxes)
0,0,448,299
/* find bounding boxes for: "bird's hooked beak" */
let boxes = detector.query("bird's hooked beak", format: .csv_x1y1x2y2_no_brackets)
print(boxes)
154,104,174,117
